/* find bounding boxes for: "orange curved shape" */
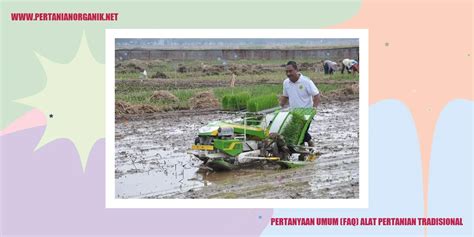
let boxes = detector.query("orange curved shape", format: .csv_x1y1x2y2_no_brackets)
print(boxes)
333,0,473,216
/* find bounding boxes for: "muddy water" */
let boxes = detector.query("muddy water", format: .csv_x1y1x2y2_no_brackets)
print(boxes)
115,99,359,199
115,113,236,198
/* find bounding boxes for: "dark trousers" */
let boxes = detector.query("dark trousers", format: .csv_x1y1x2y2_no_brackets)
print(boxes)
323,63,329,74
341,65,351,74
303,124,312,143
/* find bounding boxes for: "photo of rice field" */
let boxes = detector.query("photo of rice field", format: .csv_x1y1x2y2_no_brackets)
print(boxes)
114,38,360,199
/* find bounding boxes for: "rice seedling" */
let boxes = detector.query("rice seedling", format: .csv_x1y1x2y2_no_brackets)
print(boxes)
280,112,307,145
221,92,250,110
246,95,279,112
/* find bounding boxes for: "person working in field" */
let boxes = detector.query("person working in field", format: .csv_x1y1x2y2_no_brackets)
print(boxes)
279,61,320,147
323,60,338,74
341,58,359,74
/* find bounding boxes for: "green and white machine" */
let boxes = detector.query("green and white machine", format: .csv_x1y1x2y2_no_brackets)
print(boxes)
190,108,318,171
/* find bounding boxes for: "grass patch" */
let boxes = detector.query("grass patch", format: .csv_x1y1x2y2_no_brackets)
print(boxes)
324,72,358,81
116,84,282,110
115,63,355,112
317,84,339,93
116,82,346,111
115,58,359,81
116,72,143,80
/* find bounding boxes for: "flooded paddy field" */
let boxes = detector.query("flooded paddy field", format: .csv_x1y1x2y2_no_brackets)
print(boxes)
115,99,359,199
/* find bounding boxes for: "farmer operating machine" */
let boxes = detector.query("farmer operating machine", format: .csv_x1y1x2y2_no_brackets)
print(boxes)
191,108,319,171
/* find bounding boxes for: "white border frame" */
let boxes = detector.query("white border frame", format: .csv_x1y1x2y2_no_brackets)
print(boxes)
105,29,369,208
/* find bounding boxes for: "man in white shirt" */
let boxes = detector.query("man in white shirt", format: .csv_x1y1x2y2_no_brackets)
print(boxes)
279,61,320,147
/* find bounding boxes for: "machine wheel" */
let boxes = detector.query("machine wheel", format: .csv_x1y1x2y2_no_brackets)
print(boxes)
271,143,290,161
